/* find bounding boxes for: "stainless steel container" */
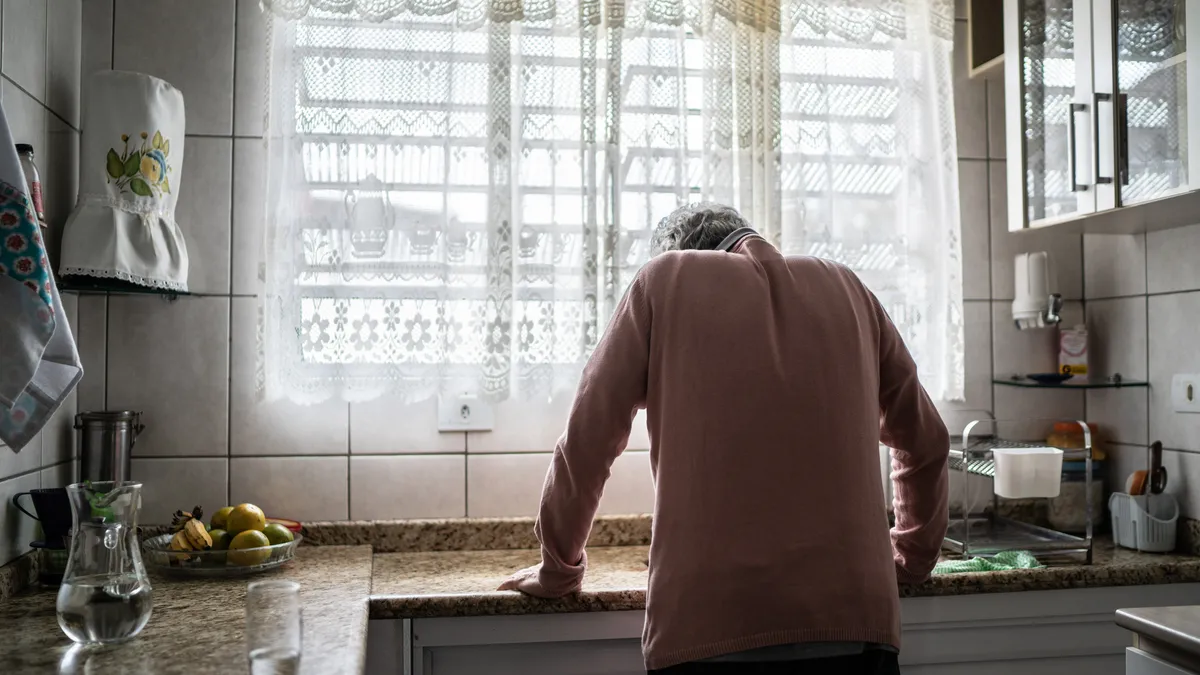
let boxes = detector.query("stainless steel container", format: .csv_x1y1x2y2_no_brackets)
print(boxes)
75,411,143,483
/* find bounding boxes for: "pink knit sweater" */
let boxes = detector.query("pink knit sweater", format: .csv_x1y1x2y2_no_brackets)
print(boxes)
507,238,950,671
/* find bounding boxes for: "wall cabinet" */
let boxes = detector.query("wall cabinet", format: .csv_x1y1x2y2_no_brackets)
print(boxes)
1005,0,1200,233
365,584,1200,675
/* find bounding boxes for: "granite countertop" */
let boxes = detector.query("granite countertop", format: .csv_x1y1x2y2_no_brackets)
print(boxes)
369,537,1200,619
1117,605,1200,656
0,545,372,675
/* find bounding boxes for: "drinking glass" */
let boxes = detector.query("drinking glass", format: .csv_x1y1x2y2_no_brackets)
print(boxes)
246,580,302,675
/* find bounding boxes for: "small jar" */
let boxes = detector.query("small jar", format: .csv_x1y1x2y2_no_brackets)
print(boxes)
1048,460,1105,533
15,143,46,225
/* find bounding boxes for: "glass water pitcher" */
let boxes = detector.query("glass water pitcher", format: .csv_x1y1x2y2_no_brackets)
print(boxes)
56,481,153,644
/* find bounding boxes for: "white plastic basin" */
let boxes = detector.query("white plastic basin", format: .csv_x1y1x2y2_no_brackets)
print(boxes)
992,446,1064,499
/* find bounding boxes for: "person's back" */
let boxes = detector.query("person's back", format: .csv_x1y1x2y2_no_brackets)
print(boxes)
499,203,950,674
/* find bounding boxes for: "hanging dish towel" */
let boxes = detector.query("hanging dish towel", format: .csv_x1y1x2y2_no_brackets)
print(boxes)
933,550,1043,575
59,70,188,291
0,104,82,452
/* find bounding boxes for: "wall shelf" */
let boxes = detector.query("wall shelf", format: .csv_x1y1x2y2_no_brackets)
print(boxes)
994,375,1148,389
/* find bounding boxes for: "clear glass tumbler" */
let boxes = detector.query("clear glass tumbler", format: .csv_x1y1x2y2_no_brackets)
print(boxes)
246,580,302,675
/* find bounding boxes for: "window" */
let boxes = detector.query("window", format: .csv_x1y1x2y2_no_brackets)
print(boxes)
260,0,963,405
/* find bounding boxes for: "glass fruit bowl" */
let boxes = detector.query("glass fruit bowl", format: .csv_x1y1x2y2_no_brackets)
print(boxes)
141,532,302,577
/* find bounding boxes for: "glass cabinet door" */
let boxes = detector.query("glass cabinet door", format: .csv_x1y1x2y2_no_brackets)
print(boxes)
1113,0,1188,205
1007,0,1096,230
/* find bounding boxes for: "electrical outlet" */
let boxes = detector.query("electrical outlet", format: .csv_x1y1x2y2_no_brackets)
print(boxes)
437,394,495,431
1172,374,1200,414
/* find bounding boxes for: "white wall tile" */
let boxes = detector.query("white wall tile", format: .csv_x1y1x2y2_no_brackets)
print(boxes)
1084,234,1146,299
131,457,228,525
2,0,48,103
3,80,46,167
1086,297,1147,379
936,301,992,432
953,21,986,160
351,398,465,454
1087,389,1148,447
991,300,1083,378
989,160,1083,300
234,0,267,137
175,137,232,294
0,473,41,565
350,455,465,520
46,0,82,128
1149,291,1200,451
1147,223,1200,294
107,296,230,457
467,453,552,517
43,117,79,264
959,160,990,301
41,459,76,488
955,0,966,20
81,0,113,75
986,79,1005,160
41,293,78,468
230,456,349,521
229,298,348,455
75,294,106,412
231,138,264,294
0,434,41,479
597,451,654,515
113,0,236,136
993,386,1085,441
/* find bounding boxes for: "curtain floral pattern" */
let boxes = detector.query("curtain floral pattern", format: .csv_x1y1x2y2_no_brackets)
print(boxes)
261,0,964,405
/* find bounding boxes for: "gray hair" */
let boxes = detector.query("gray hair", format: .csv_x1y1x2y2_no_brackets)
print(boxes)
650,202,752,255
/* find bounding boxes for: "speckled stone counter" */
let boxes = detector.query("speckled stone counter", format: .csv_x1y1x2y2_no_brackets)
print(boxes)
0,545,372,675
368,538,1200,619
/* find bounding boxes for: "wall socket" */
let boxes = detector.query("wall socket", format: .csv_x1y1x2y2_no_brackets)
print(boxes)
437,394,495,431
1172,374,1200,414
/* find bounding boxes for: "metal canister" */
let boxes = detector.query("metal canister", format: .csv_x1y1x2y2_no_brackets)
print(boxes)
74,411,143,483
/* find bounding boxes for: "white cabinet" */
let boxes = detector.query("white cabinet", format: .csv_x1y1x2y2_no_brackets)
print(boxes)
1004,0,1200,233
365,583,1200,675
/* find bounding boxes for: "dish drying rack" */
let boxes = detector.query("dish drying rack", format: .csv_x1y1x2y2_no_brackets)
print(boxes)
945,417,1095,564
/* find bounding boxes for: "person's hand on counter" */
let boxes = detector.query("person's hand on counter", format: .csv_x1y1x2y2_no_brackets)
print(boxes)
497,564,560,598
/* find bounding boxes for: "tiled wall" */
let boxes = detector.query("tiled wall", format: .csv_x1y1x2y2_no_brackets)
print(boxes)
1083,227,1200,518
0,0,83,566
57,1,1115,526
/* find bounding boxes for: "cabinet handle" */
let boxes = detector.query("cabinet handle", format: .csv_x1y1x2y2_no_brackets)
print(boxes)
1117,92,1130,186
1069,102,1087,192
1094,93,1114,185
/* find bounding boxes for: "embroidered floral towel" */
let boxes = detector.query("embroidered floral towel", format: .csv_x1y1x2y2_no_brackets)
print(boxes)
0,102,82,452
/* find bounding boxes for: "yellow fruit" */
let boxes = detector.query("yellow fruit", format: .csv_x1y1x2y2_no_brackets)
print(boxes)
227,530,271,567
210,506,234,531
208,529,232,551
262,523,294,546
225,504,266,536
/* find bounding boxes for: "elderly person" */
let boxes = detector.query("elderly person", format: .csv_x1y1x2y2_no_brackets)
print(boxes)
499,203,949,674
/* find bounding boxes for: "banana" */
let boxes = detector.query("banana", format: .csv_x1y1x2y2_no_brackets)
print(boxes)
183,518,212,550
169,531,191,551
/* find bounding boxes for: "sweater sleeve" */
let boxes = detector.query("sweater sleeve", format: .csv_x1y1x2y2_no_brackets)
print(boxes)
875,297,950,584
532,273,652,596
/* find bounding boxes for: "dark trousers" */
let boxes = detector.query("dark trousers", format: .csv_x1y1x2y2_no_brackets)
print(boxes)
649,650,901,675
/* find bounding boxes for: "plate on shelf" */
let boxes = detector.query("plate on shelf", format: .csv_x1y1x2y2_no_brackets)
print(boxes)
141,532,302,577
1025,372,1073,385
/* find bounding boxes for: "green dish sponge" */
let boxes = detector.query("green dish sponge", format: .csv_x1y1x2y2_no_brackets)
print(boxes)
933,550,1042,575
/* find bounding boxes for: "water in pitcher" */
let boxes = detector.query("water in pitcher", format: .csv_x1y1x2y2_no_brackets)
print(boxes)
56,573,153,644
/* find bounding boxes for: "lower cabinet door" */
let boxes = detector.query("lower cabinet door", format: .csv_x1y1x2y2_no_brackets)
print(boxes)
1127,648,1199,675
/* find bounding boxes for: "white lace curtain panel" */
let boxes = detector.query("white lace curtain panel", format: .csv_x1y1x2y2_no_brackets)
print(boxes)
260,0,965,405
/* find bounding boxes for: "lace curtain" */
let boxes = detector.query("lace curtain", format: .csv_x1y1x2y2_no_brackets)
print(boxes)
260,0,964,405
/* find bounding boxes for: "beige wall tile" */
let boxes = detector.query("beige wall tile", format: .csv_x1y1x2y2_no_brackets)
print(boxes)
2,0,48,102
350,455,465,520
467,453,551,518
174,137,232,294
107,296,230,457
230,456,349,521
132,457,229,525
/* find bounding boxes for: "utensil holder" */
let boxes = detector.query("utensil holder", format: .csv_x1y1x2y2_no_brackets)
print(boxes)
1110,492,1178,552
